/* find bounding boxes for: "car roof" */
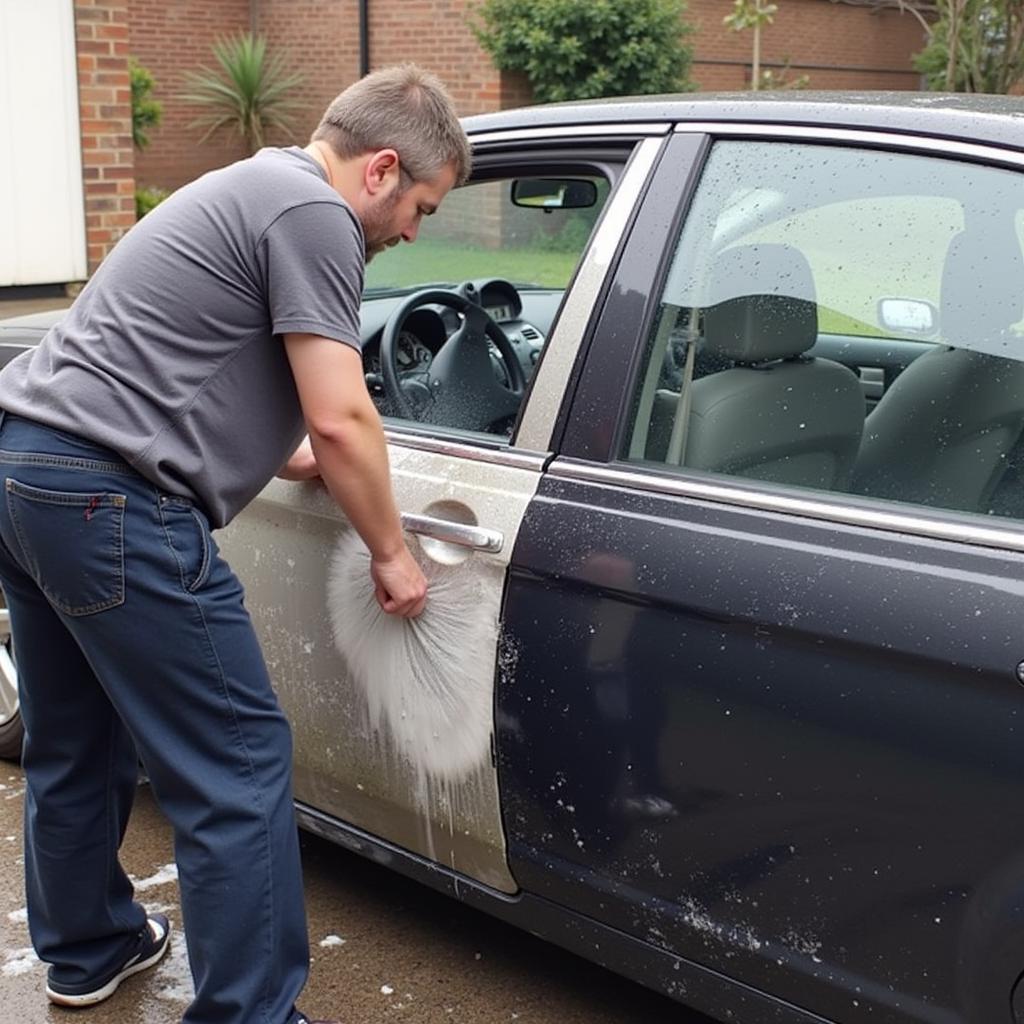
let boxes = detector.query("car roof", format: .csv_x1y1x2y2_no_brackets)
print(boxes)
0,309,66,331
0,307,66,346
463,91,1024,151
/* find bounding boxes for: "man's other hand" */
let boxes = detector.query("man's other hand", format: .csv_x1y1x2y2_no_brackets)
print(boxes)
277,437,320,480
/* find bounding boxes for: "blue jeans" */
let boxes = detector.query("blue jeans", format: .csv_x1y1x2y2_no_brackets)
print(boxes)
0,414,309,1024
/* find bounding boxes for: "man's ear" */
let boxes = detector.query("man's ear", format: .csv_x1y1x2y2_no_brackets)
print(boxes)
365,149,401,197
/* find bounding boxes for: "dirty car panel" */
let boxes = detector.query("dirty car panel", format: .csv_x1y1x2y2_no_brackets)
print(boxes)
218,138,654,896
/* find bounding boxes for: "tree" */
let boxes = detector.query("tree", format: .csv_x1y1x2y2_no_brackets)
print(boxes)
473,0,695,104
180,33,305,153
723,0,779,91
913,0,1024,93
129,58,162,150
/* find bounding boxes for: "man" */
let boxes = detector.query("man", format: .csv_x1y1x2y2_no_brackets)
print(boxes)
0,64,470,1024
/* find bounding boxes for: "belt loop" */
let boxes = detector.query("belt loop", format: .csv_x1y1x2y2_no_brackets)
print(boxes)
0,409,6,434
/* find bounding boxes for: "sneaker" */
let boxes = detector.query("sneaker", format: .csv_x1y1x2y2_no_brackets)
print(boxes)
46,913,171,1007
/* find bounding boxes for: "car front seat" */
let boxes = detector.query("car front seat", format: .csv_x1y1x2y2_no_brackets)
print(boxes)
851,227,1024,513
679,243,865,490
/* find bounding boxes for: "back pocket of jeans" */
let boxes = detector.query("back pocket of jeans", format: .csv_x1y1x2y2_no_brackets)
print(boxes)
5,478,126,616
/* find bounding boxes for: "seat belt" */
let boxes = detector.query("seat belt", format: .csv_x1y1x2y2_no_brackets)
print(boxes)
666,314,699,466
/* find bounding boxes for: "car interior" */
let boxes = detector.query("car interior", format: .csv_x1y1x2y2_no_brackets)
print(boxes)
626,141,1024,525
356,163,616,441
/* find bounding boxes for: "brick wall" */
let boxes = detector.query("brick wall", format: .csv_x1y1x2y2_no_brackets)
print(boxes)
365,0,528,115
255,0,362,148
74,0,136,275
70,0,932,274
126,0,524,190
128,0,250,191
254,0,528,149
688,0,928,92
116,0,932,198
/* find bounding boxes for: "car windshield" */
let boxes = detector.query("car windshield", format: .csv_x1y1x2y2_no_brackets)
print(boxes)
363,175,609,296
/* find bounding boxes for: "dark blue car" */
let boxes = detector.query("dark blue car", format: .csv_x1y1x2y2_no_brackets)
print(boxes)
11,92,1024,1024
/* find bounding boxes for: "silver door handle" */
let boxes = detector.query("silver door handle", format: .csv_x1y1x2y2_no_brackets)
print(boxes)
401,512,504,553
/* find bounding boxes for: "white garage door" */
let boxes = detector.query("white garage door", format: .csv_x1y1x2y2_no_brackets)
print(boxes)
0,0,87,285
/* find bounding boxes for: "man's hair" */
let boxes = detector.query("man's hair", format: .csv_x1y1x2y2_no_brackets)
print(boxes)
312,65,471,187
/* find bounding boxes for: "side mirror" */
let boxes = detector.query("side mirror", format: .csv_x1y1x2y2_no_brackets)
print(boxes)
512,178,598,210
877,297,938,337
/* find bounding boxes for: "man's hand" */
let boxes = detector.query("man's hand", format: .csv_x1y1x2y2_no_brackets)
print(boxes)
277,436,320,480
371,546,428,617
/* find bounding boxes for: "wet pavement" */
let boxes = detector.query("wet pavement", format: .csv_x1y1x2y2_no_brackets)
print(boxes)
0,766,714,1024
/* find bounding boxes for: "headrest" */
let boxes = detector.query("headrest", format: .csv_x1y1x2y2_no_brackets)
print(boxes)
703,244,818,363
941,228,1023,349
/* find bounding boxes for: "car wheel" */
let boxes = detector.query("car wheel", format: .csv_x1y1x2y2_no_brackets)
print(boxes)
0,605,22,762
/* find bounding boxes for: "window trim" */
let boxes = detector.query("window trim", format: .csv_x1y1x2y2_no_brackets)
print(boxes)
548,457,1024,556
384,427,548,473
470,123,671,146
673,121,1024,171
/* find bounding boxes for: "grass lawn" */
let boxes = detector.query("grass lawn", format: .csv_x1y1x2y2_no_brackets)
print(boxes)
365,240,912,343
817,306,894,339
365,239,580,290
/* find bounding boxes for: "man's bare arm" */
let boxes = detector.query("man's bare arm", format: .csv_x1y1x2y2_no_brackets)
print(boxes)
283,333,426,617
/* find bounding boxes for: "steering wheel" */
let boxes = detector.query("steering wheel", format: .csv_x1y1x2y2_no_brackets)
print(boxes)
380,289,527,432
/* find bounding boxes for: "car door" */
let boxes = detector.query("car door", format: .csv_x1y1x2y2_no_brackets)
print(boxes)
217,131,666,894
498,128,1024,1024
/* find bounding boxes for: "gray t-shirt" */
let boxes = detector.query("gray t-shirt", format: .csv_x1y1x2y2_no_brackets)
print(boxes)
0,146,364,528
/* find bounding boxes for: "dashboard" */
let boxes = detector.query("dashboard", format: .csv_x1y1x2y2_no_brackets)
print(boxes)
361,278,556,401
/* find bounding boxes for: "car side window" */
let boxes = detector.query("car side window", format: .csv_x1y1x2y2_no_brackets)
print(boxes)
623,141,1024,520
363,173,611,442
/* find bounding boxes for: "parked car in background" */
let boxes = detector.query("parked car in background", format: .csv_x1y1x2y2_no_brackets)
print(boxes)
7,92,1024,1024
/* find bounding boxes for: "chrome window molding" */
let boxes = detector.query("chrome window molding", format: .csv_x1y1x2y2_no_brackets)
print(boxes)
673,121,1024,167
469,123,671,146
549,458,1024,555
384,427,549,473
514,136,665,453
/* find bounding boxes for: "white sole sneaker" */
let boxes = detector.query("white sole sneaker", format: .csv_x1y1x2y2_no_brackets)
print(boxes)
46,914,171,1007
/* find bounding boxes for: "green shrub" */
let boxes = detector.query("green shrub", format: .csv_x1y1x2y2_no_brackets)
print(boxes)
130,58,162,150
135,186,170,220
473,0,695,104
913,1,1024,94
181,33,305,153
531,214,595,254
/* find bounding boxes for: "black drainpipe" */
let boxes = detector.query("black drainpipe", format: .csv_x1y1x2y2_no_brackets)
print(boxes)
359,0,370,76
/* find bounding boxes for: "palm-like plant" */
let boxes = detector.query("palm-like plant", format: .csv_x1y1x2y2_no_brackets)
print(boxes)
181,33,305,153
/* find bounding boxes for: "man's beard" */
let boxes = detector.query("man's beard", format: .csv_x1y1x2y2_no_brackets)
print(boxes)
361,191,401,263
